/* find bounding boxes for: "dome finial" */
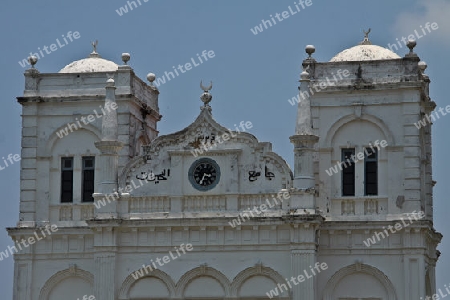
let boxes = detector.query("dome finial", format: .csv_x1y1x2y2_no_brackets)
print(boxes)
89,40,101,58
360,28,372,45
92,40,98,53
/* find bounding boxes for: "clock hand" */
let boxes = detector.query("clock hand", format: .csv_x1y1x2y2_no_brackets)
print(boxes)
199,173,212,185
199,173,207,185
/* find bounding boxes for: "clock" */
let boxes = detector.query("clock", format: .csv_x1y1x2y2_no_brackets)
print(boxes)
188,158,220,191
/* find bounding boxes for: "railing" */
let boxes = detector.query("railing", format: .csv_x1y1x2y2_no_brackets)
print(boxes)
125,194,284,214
238,194,282,210
51,196,388,219
51,204,95,221
129,196,170,213
53,194,290,218
341,200,355,215
331,197,388,217
183,196,226,211
364,199,379,215
60,205,73,221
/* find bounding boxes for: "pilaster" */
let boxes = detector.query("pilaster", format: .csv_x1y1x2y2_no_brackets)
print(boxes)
93,227,117,300
291,249,316,300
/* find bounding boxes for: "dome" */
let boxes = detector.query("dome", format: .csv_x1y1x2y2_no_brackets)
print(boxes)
59,52,118,73
330,44,401,62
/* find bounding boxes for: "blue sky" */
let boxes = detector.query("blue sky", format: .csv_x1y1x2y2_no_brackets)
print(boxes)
0,0,449,298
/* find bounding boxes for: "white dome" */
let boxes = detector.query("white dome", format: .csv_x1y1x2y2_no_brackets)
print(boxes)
330,44,401,62
59,53,118,73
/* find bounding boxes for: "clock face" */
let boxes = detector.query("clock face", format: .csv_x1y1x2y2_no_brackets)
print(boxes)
188,158,220,191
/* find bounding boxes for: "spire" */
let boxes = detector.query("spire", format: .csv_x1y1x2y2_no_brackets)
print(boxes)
295,66,314,135
101,76,119,141
94,76,124,216
296,44,316,135
289,45,319,190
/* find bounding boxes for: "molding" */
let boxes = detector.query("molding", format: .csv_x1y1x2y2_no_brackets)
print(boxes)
322,113,395,148
175,265,231,297
230,263,288,297
45,123,102,155
322,263,398,300
39,265,94,300
118,269,176,300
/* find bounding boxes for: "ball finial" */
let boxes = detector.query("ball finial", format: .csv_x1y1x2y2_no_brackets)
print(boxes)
200,91,212,106
106,74,115,86
121,53,130,65
28,55,38,68
200,80,213,108
407,39,417,54
147,73,156,84
300,70,309,80
418,61,427,72
305,45,315,57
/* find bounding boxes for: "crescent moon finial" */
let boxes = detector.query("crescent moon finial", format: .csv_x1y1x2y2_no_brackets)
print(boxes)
360,28,372,45
91,40,98,53
200,80,213,92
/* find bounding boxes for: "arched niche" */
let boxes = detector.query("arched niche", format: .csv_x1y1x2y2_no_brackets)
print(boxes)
184,276,225,298
322,263,397,300
331,120,389,152
176,266,231,298
45,124,102,156
231,264,289,299
322,114,395,149
39,266,94,300
118,269,175,300
129,277,170,299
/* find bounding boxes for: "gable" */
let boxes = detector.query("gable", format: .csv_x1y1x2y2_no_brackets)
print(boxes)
119,107,293,198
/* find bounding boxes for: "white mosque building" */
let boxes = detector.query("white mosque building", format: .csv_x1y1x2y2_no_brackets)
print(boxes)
8,34,442,300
